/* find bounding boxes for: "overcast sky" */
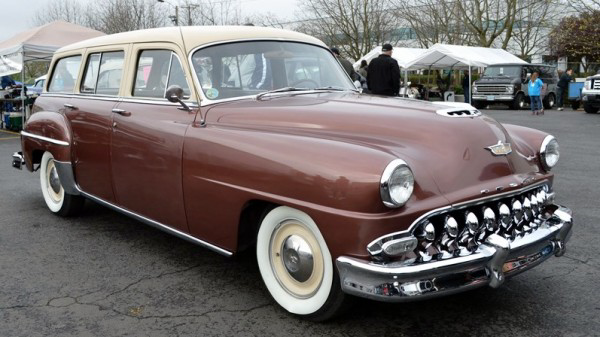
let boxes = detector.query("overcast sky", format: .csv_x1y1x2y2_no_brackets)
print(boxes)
0,0,299,42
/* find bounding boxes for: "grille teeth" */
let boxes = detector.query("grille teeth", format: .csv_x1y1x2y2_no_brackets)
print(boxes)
414,186,551,261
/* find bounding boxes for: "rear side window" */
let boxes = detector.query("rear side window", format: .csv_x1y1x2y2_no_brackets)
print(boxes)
48,55,82,93
133,50,190,99
80,51,125,95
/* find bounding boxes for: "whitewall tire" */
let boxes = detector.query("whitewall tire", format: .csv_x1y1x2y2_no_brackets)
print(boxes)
39,151,84,216
256,206,347,320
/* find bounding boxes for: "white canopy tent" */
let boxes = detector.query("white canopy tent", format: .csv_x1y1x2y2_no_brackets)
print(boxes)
0,21,104,125
403,44,527,102
353,46,427,70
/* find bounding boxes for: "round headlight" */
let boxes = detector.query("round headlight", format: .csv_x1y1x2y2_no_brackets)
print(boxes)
540,135,559,170
380,159,414,208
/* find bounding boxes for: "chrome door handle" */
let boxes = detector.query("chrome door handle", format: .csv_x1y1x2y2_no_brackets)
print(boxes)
111,108,131,116
64,103,77,109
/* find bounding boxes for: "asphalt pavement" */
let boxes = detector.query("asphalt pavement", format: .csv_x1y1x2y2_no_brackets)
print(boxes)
1,107,599,337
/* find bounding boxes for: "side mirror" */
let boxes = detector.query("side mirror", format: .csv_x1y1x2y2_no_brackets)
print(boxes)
165,85,190,111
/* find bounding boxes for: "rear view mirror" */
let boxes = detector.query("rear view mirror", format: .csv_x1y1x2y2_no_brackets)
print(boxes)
165,85,190,111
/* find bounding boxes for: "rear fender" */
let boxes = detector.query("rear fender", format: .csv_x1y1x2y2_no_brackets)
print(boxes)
21,111,73,171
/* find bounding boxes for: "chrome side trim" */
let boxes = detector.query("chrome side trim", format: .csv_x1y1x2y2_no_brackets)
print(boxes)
78,190,233,257
41,93,198,107
21,131,70,146
53,161,80,195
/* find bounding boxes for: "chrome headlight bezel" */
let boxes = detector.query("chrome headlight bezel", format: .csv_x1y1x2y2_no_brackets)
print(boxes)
584,80,591,90
506,85,514,94
540,135,559,171
380,159,414,208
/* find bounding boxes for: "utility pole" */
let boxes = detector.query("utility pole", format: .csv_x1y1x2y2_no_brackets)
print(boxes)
181,4,199,26
157,0,179,26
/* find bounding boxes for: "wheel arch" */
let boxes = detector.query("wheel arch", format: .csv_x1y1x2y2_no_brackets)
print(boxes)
236,199,279,253
22,111,74,171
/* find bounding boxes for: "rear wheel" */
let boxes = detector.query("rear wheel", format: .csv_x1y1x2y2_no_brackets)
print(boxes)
510,93,525,110
584,103,599,114
256,206,348,321
543,93,555,109
571,101,580,110
40,152,84,216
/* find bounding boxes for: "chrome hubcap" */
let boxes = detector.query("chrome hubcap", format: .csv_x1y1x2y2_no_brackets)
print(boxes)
282,234,314,282
49,166,61,194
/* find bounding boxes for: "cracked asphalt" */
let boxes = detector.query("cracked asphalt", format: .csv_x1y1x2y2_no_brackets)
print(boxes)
1,107,599,336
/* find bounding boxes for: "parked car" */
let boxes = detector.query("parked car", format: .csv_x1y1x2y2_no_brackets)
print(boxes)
12,26,573,321
581,73,600,113
472,63,559,110
26,75,46,96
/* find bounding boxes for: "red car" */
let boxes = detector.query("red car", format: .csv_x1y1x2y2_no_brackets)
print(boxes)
12,26,572,321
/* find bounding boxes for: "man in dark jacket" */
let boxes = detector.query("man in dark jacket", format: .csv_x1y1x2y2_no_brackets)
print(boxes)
367,43,400,96
331,47,354,78
556,68,573,111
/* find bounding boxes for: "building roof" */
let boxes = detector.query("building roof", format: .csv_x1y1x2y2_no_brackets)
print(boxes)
57,26,326,54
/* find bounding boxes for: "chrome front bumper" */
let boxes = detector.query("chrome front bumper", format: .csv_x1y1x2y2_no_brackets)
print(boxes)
336,205,572,302
472,95,514,101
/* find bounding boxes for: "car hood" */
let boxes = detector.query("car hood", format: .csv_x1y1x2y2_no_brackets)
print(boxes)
206,92,541,202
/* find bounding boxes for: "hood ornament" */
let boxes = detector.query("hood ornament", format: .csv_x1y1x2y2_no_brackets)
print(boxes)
485,141,512,156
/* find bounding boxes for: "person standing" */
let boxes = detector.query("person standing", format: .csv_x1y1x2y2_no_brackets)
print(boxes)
367,43,400,96
331,47,354,78
527,71,544,115
461,70,471,103
358,60,368,79
556,68,573,111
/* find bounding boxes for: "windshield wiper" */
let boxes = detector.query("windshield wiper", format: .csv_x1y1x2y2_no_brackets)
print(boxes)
314,86,359,93
256,87,309,100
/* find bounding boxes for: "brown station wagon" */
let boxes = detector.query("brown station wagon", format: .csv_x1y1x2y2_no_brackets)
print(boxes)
12,26,573,321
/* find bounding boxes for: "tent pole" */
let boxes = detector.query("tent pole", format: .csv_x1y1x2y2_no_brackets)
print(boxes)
21,49,25,128
404,69,408,97
468,65,472,105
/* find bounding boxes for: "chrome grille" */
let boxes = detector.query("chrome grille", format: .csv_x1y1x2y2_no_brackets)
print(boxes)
411,185,552,263
475,86,507,94
593,79,600,90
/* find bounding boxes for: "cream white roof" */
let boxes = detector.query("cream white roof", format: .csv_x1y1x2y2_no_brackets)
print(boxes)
57,26,326,54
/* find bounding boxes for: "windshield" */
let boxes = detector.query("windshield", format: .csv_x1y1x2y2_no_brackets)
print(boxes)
191,41,354,101
483,66,522,78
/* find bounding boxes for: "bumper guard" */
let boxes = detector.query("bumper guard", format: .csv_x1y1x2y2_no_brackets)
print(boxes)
336,205,572,302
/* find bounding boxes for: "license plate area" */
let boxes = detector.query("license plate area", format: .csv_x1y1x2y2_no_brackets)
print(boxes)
487,95,495,101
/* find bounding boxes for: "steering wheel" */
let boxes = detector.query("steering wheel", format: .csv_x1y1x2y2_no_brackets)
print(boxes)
289,79,319,88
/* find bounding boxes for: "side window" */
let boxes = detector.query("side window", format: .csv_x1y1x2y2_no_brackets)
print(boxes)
81,53,101,93
80,51,124,95
167,55,190,99
133,50,190,99
48,55,82,93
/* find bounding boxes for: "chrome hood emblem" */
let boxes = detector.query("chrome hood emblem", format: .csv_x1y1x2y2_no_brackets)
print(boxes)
485,141,512,156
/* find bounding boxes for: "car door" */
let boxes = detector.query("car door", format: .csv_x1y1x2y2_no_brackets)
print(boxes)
67,48,128,203
110,45,196,233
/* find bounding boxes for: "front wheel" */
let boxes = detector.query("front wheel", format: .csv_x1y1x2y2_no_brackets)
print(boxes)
584,103,599,114
256,206,348,321
543,93,555,109
40,152,84,216
510,93,525,110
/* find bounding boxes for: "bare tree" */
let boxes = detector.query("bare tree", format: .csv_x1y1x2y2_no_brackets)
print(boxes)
87,0,167,34
296,0,400,61
565,0,600,12
456,0,519,48
393,0,471,48
509,0,560,60
31,0,88,26
174,0,243,26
